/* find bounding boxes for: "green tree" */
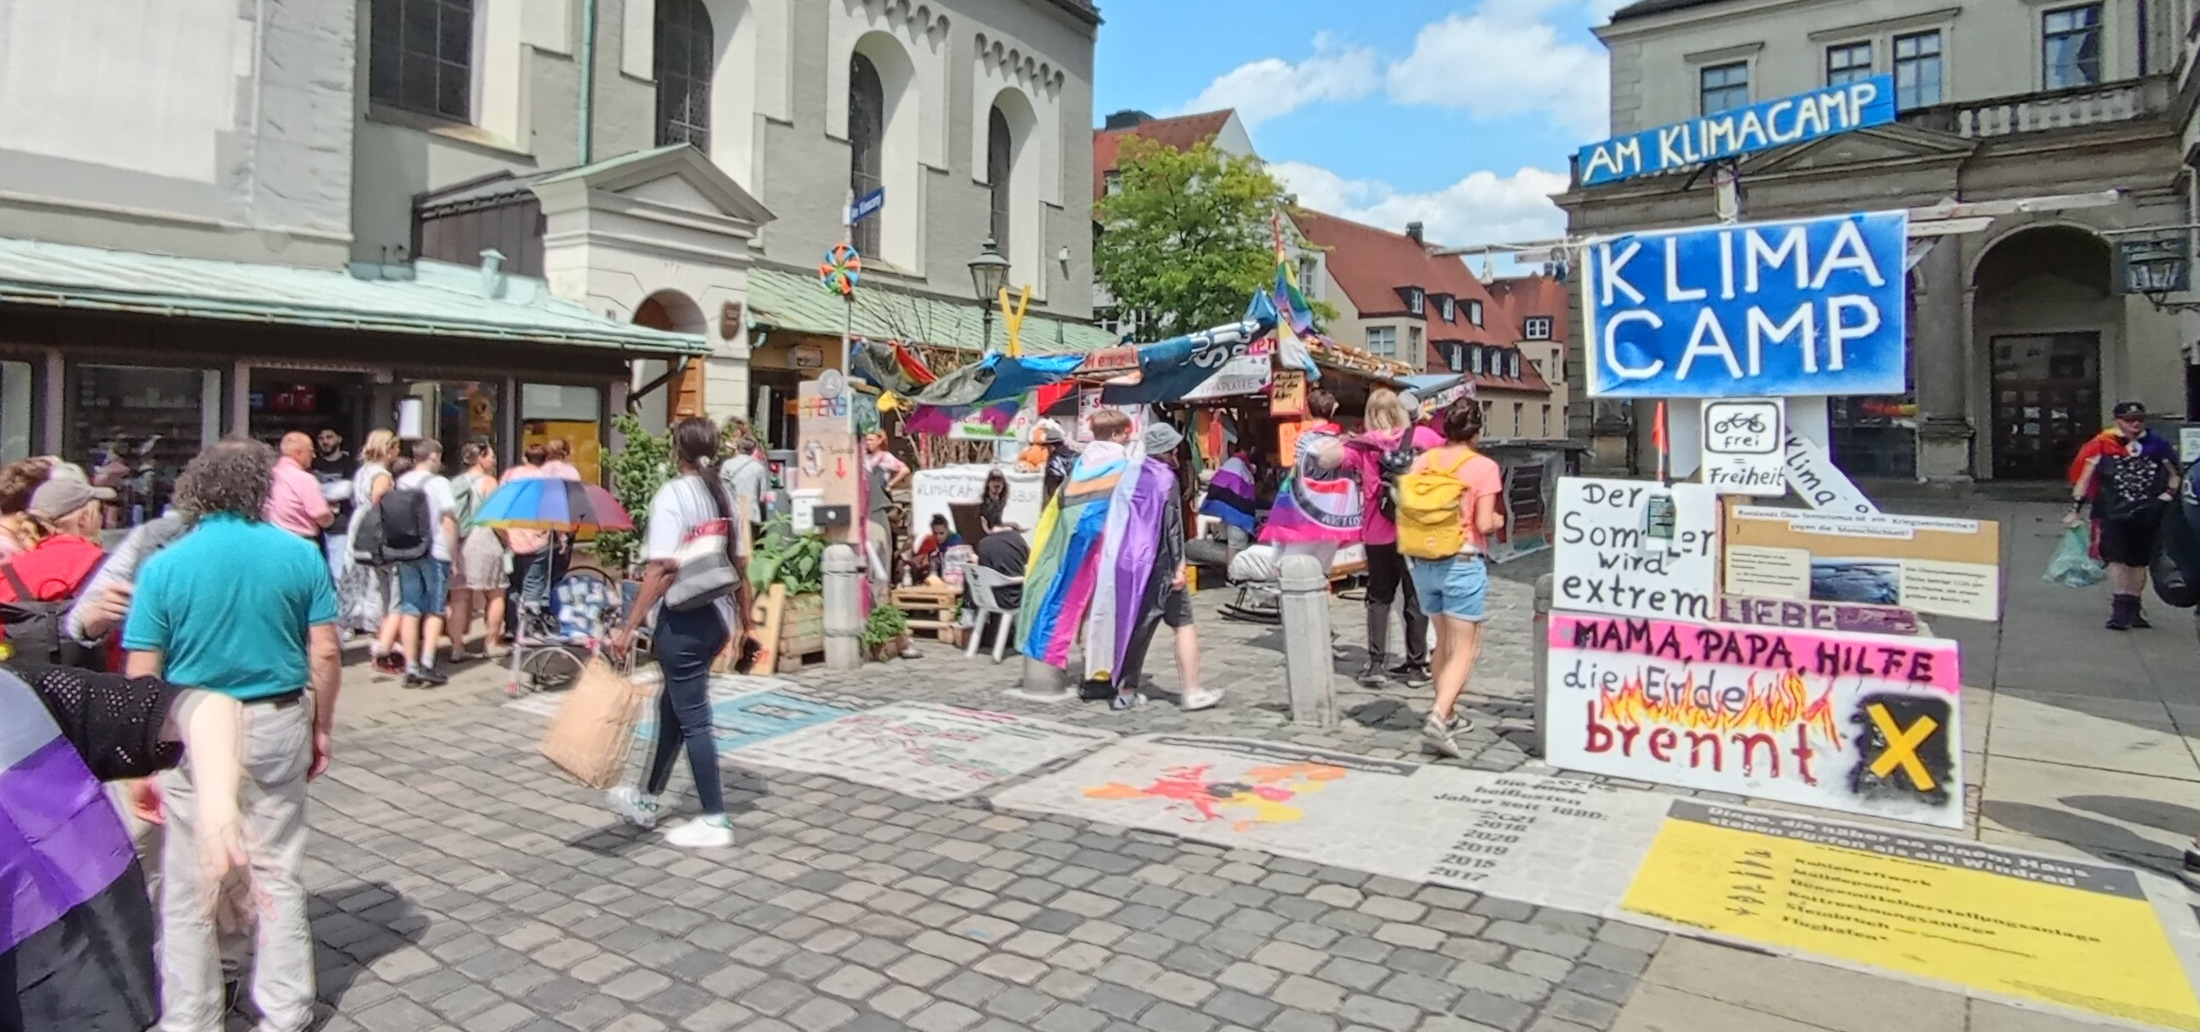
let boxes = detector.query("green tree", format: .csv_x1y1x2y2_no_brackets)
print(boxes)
1094,137,1323,335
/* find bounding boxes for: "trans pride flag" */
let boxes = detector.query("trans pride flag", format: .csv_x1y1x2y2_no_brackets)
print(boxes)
0,668,160,1031
1017,443,1169,679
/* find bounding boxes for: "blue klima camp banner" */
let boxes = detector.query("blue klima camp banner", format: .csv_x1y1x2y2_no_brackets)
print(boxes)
1576,76,1895,187
1583,210,1909,399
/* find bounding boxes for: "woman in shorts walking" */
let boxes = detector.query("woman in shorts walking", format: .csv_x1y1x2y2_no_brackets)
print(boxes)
1399,403,1504,760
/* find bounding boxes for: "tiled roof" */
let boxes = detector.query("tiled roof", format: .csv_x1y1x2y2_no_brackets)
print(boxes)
1091,110,1236,201
1609,0,1726,21
1427,339,1553,395
1291,209,1501,370
0,236,706,354
1485,274,1570,346
745,266,1116,355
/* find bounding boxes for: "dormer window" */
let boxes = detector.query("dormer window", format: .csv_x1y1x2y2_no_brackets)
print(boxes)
1401,287,1425,315
1436,294,1455,322
1508,351,1521,379
1467,299,1484,327
1524,316,1553,340
1446,342,1464,372
1470,345,1484,375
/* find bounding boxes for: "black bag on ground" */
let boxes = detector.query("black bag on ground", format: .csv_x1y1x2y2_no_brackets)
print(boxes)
2153,478,2200,609
355,485,431,565
0,563,104,669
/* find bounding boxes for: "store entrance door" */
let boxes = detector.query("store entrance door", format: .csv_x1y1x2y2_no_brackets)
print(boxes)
1990,333,2100,481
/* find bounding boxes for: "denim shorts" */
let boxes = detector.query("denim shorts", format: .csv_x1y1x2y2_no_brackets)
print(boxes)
1409,554,1488,622
397,558,451,616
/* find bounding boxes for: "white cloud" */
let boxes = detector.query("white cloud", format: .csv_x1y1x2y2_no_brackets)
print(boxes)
1272,160,1570,252
1177,33,1380,127
1385,2,1610,141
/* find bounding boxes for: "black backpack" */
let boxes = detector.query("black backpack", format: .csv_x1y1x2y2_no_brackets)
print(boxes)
0,558,106,670
355,485,431,565
1375,434,1423,523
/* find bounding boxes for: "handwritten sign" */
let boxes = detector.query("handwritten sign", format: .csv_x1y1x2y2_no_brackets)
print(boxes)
1585,211,1909,399
1577,76,1894,186
1270,369,1308,418
1781,429,1879,514
1716,596,1920,636
909,466,1043,543
1553,478,1719,622
1547,612,1963,827
795,380,859,509
1700,398,1785,496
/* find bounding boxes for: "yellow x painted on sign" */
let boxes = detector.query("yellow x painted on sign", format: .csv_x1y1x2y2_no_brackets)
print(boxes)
1866,703,1939,791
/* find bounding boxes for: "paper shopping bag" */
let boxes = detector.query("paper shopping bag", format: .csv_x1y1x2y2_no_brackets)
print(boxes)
538,657,652,789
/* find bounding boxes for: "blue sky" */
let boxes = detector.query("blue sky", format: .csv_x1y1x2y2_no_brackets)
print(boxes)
1093,0,1626,253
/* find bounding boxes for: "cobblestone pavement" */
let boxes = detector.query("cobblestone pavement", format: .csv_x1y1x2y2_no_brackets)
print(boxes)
279,564,1684,1032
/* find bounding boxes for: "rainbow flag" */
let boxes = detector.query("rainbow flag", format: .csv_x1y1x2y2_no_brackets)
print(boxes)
1017,443,1168,676
0,668,159,1031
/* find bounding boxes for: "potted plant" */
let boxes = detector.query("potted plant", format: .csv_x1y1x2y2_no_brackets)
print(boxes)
860,603,912,662
748,514,828,666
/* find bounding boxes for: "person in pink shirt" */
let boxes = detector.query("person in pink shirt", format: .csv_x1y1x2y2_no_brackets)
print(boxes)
540,438,582,482
1346,389,1446,687
264,432,333,541
1404,403,1504,761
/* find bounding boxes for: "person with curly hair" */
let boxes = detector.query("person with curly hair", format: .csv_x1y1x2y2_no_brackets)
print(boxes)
122,437,341,1032
0,455,55,560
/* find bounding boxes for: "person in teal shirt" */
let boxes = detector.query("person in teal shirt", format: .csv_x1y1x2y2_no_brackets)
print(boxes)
121,437,342,1032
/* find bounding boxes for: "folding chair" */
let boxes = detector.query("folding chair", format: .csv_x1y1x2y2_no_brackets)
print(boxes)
960,563,1024,663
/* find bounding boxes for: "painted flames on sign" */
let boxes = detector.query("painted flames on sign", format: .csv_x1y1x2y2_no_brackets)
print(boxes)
1595,672,1842,750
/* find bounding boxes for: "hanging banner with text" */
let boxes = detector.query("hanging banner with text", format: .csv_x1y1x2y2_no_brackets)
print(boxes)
1576,76,1895,186
1585,211,1909,399
1547,612,1964,828
1554,478,1720,622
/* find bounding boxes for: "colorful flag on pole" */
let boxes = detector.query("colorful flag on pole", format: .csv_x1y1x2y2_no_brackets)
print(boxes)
1271,214,1319,380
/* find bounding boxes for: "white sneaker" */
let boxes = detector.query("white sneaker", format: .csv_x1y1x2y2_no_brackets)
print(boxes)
1180,688,1223,712
663,816,734,849
605,786,660,829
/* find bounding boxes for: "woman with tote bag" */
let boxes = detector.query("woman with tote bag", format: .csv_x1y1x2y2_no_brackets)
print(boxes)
604,417,753,849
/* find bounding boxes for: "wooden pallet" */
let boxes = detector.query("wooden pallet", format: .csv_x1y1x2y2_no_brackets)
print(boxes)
776,646,826,672
892,585,967,647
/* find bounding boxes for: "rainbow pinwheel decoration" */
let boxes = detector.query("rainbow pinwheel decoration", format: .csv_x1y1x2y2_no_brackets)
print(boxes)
819,243,862,296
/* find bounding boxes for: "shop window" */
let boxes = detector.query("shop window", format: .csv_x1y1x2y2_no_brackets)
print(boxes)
67,365,222,531
655,0,714,151
1,360,31,462
403,380,502,464
521,383,603,483
368,0,473,122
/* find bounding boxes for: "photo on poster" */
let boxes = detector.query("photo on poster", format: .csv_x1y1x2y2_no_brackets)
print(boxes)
1809,558,1901,605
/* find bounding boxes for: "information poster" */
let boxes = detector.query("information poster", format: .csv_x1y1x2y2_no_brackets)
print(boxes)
1625,802,2200,1030
1725,506,2001,621
1546,612,1964,827
909,465,1043,543
1554,478,1720,622
795,379,859,510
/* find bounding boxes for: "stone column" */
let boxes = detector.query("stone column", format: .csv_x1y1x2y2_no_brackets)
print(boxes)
1914,237,1976,480
823,544,863,670
1280,554,1336,729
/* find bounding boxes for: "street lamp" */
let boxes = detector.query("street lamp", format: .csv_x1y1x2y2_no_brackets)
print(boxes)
967,237,1010,353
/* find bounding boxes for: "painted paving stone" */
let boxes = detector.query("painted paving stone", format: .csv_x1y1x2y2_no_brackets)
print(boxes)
507,674,854,749
726,702,1116,801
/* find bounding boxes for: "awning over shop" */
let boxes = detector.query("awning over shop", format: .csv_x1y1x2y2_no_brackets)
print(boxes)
745,266,1118,356
0,237,707,355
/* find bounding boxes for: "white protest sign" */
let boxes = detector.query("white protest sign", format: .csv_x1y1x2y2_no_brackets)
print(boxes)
1782,428,1880,514
1700,398,1785,496
948,398,1037,442
909,465,1044,543
1554,478,1720,622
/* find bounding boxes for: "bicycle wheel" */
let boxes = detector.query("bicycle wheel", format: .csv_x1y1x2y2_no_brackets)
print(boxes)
519,644,588,693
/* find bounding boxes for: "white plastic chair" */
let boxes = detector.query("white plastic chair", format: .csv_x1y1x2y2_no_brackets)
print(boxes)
960,563,1024,663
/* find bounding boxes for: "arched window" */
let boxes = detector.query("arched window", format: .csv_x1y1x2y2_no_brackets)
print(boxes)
654,0,713,150
369,0,474,121
987,106,1012,259
848,53,885,256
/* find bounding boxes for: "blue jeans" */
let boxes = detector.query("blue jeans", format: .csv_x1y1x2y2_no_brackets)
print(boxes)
396,558,450,616
1409,554,1489,622
645,605,731,815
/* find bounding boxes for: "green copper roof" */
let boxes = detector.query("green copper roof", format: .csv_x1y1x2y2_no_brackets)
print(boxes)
0,237,708,355
745,265,1118,356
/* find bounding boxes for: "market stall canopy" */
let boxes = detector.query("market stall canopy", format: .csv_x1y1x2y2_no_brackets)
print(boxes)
746,267,1118,356
911,351,1089,408
1400,373,1473,410
0,237,708,354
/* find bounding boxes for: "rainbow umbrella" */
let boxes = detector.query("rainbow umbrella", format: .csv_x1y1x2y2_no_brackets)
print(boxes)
472,477,633,531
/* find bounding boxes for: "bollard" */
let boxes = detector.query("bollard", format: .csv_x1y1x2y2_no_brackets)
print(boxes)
1018,655,1073,701
823,543,863,670
1279,553,1336,728
1531,573,1552,758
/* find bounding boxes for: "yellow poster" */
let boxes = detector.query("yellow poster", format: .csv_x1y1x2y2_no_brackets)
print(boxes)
1624,802,2200,1030
521,420,602,484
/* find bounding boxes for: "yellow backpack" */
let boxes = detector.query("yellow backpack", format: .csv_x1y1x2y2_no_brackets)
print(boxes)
1395,449,1476,560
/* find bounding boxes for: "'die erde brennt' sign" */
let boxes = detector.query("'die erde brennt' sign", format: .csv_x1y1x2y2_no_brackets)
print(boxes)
1585,211,1908,399
1576,76,1894,187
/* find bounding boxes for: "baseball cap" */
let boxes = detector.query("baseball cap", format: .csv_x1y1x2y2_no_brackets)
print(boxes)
1141,421,1184,455
28,476,114,519
2113,401,2148,419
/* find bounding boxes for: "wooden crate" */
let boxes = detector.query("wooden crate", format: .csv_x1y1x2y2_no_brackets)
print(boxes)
892,585,966,647
775,593,826,671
